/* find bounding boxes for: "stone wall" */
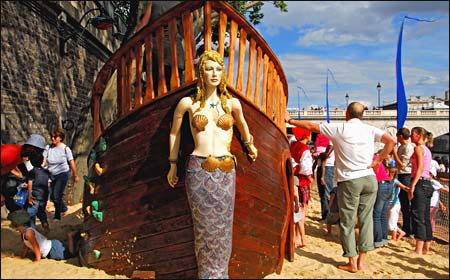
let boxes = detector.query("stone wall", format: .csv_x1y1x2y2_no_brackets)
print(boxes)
1,1,119,205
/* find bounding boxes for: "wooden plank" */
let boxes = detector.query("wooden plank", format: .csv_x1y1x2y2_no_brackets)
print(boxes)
261,54,269,113
126,51,134,111
246,38,256,100
144,34,154,102
254,47,262,108
218,10,227,57
266,61,274,119
236,27,247,91
203,1,212,51
227,19,238,86
182,11,195,82
135,44,143,107
156,26,167,95
168,19,180,90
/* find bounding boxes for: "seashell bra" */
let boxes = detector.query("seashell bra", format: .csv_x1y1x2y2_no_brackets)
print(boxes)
192,113,234,131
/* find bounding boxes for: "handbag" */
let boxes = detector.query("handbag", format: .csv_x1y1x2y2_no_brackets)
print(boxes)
13,184,28,208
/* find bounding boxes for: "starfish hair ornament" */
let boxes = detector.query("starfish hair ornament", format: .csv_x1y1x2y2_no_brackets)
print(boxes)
210,101,219,109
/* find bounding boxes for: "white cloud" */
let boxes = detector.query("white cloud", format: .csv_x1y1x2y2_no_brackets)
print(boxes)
261,1,448,46
280,53,449,108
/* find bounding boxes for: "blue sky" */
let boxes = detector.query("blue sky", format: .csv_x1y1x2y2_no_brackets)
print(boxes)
254,1,449,109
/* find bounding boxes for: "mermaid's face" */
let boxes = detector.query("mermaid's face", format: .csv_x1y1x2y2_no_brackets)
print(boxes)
202,60,222,88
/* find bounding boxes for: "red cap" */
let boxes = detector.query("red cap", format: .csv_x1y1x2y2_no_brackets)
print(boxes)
292,127,311,141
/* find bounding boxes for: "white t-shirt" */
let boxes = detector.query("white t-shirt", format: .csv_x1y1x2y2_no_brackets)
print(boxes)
430,160,440,178
23,227,52,257
44,144,74,176
430,179,444,208
320,118,385,182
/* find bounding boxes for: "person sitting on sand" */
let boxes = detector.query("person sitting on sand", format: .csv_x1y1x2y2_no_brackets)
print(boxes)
386,167,408,241
286,102,396,273
7,209,79,262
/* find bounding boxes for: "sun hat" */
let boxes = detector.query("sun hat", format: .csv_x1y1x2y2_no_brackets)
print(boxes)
25,134,46,150
7,209,31,227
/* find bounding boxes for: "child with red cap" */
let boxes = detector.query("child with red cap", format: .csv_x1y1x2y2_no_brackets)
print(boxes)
290,127,313,247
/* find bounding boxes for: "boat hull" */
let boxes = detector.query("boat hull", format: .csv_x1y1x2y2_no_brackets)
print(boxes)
79,84,293,278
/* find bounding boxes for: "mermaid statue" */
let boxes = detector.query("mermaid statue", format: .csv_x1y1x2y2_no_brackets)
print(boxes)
167,50,258,278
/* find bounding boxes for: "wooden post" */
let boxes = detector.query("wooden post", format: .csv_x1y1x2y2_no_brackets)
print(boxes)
182,11,195,82
266,61,274,119
144,35,154,102
135,44,143,107
246,38,256,100
203,1,212,51
156,26,167,95
227,20,238,86
261,54,269,113
218,11,227,57
254,47,262,108
236,27,247,92
169,18,180,89
126,50,134,111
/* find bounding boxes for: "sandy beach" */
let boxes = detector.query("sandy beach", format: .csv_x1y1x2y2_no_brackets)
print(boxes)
1,183,449,279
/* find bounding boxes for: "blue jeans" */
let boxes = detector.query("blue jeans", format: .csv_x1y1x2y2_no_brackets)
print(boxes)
27,199,48,229
317,166,334,219
50,172,69,220
47,240,66,260
397,174,412,236
373,181,393,247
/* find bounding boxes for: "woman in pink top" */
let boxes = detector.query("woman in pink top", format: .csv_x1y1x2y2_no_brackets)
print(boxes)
409,127,433,256
372,152,393,248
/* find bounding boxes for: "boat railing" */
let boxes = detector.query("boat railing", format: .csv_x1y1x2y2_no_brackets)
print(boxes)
90,1,288,141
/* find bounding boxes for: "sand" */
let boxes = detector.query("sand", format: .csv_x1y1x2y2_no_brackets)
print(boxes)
1,203,127,279
265,184,449,279
1,183,448,279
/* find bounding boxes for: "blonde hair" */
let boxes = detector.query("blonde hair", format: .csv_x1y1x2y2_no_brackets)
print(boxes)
191,50,232,113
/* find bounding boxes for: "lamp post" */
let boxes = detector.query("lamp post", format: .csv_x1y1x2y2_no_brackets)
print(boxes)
376,82,382,109
345,93,349,108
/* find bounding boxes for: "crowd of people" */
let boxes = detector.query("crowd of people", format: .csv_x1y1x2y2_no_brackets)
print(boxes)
287,102,449,273
1,128,80,262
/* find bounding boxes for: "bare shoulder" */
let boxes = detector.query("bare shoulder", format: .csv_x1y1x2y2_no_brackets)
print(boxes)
176,96,193,112
178,96,193,107
230,97,242,110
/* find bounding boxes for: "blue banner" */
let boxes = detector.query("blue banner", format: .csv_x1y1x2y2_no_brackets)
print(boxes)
396,16,435,128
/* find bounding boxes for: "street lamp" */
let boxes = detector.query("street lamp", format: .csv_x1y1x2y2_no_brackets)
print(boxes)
376,82,382,109
345,93,349,108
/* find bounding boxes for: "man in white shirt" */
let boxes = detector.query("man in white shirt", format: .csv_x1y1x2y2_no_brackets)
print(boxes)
286,102,396,273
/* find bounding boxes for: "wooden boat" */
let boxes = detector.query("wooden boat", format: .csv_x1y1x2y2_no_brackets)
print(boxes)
79,1,295,278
